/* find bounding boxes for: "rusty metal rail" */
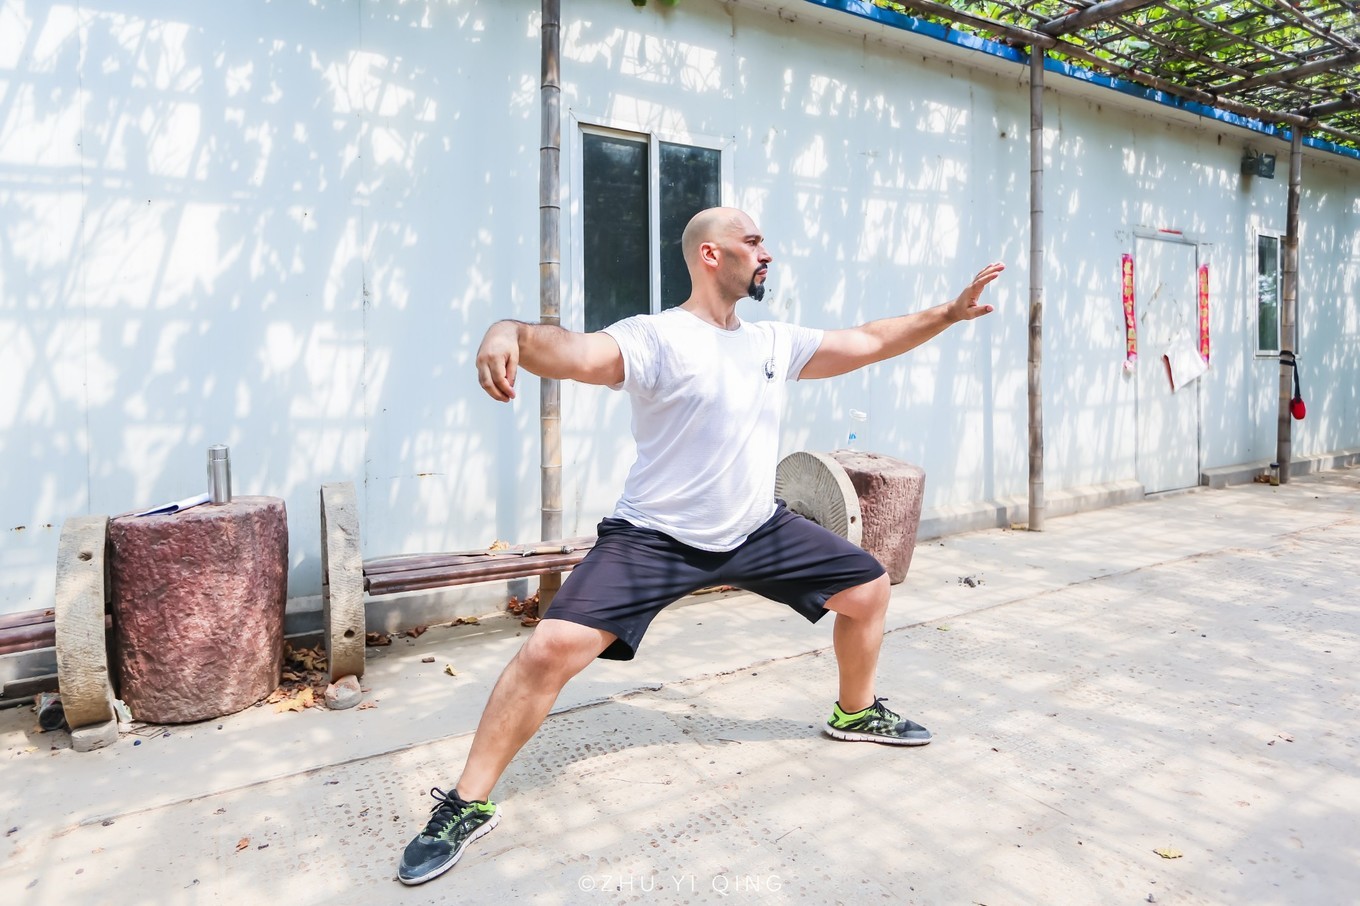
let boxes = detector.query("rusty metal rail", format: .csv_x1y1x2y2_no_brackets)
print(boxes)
0,609,56,656
319,482,594,681
362,537,595,596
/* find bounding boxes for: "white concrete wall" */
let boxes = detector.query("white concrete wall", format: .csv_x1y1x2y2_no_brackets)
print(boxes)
558,0,1360,528
0,0,543,615
2,0,1357,616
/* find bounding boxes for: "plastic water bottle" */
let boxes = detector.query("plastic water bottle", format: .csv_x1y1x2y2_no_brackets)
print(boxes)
844,409,867,450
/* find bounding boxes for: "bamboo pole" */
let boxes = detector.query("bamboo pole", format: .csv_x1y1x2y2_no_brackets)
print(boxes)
1224,50,1360,94
1028,48,1046,531
1276,129,1302,484
539,0,563,609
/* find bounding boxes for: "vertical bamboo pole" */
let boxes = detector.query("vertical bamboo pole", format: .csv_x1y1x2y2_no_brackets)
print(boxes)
539,0,563,610
1028,48,1046,530
1276,129,1301,484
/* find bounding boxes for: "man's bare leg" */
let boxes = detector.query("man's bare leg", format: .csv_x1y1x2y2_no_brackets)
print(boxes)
454,618,615,801
825,572,890,713
823,572,930,744
398,618,614,885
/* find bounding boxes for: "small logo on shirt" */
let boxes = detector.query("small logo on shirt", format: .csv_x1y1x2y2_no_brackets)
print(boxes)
763,358,776,381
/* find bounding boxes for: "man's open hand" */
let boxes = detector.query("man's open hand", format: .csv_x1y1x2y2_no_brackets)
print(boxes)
946,262,1005,322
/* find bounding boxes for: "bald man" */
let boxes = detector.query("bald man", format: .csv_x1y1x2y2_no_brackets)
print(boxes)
397,207,1003,886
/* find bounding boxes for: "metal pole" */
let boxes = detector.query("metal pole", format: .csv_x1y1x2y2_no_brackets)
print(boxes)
539,0,563,609
1028,48,1046,531
1276,129,1302,484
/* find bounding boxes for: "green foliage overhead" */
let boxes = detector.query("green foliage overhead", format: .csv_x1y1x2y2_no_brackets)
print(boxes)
867,0,1359,150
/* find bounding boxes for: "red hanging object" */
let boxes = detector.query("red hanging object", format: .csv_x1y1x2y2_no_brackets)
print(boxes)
1283,351,1306,420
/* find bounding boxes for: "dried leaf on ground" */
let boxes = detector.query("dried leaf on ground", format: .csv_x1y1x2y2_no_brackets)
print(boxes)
365,631,392,647
236,838,250,852
283,642,327,673
487,540,510,552
443,664,457,676
268,644,329,714
1153,847,1183,859
356,701,377,710
405,625,428,639
273,687,314,713
452,616,480,626
507,592,541,627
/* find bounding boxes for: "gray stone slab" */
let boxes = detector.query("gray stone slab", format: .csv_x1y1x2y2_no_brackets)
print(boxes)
321,482,366,681
53,515,113,731
69,718,118,753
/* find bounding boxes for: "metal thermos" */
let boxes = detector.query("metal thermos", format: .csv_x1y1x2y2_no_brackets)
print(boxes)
208,445,232,504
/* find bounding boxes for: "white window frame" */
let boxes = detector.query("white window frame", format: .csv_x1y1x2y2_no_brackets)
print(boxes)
566,113,734,333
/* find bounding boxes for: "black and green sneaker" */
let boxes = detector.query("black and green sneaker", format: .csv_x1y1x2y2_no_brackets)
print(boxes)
397,786,500,886
825,697,932,746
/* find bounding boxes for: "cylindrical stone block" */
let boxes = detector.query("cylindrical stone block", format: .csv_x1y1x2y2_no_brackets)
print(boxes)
830,451,926,585
109,497,288,724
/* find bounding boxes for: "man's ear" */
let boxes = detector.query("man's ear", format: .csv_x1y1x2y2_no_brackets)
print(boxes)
699,240,720,268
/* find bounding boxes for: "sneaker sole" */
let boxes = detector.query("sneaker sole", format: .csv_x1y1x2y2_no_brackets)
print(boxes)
397,808,502,886
824,726,932,746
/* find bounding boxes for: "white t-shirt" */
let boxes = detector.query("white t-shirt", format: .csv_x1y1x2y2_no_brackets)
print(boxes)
602,307,824,551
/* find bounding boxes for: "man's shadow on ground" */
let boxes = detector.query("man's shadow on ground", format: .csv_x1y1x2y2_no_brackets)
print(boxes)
498,698,823,795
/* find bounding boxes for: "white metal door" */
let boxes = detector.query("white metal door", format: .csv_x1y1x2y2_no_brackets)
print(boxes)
1135,237,1201,493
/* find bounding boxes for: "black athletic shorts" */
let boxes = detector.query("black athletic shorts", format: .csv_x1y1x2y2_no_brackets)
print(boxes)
545,501,885,660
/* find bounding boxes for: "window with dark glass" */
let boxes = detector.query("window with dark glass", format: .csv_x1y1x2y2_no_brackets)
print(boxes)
658,142,721,312
582,132,721,332
583,134,650,333
1257,233,1281,353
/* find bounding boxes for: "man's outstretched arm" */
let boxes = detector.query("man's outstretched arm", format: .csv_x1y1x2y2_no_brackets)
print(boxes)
799,262,1004,380
475,320,624,402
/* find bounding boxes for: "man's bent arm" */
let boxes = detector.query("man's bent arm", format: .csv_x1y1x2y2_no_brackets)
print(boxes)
800,262,1003,380
476,320,624,402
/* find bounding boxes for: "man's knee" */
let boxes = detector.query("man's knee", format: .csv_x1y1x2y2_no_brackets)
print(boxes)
513,618,613,681
824,572,890,620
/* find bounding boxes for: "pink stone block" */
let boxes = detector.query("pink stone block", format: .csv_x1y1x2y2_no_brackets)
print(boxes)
110,497,288,724
830,452,925,585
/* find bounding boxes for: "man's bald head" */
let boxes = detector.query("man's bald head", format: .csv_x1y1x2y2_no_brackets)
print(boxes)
681,207,751,267
678,206,770,304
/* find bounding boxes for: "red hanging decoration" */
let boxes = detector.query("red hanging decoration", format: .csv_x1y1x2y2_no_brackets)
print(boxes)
1197,264,1210,363
1121,254,1137,373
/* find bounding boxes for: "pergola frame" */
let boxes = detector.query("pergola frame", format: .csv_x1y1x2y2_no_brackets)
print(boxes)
873,0,1360,148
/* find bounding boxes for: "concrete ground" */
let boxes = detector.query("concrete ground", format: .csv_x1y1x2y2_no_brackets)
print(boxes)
2,468,1358,905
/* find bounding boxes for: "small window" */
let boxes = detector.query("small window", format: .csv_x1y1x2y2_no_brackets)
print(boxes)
581,131,721,332
1256,233,1281,353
